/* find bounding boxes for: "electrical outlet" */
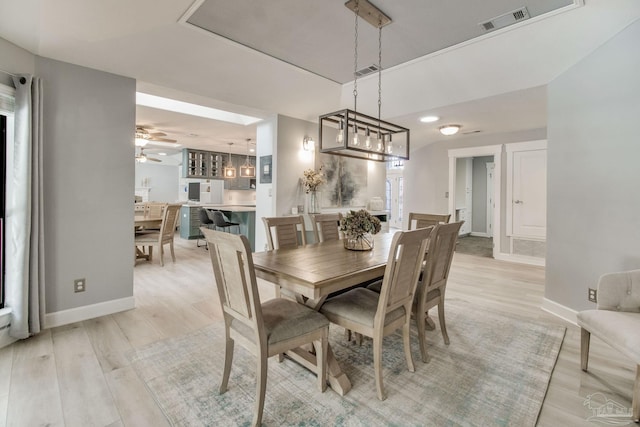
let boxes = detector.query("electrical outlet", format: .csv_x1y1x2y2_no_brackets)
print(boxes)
588,288,597,303
74,278,86,293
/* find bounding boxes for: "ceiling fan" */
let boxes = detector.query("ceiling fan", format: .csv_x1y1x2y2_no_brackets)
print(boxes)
135,147,161,163
135,125,177,147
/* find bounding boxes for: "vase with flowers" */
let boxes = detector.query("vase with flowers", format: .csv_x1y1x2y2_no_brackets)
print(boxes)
301,167,325,214
339,209,382,251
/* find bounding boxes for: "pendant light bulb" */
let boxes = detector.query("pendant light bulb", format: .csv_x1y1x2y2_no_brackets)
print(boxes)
336,119,344,144
365,128,371,148
352,124,359,146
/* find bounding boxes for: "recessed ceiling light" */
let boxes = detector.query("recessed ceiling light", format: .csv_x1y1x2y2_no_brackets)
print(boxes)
420,115,439,123
439,124,461,136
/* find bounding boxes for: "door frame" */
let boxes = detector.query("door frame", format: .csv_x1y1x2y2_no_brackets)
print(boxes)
448,145,502,258
486,162,495,238
386,169,403,229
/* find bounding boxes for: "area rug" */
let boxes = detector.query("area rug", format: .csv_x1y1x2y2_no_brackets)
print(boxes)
128,299,565,426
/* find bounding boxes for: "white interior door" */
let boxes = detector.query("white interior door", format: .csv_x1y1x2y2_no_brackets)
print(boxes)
386,171,403,229
486,162,495,238
508,146,547,238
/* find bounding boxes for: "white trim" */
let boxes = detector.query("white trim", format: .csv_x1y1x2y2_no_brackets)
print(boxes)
470,232,490,238
0,308,16,349
541,298,578,326
494,252,545,267
485,162,495,238
505,139,547,153
448,145,502,258
44,297,135,329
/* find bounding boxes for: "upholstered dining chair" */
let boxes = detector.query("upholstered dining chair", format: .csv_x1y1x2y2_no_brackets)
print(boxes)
201,228,329,427
262,215,307,250
320,227,431,401
578,270,640,423
310,213,342,243
412,221,463,362
197,208,214,248
134,204,180,266
211,210,240,234
407,212,451,230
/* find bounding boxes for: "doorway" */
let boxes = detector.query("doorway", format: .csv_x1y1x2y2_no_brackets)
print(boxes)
386,170,403,229
448,145,502,259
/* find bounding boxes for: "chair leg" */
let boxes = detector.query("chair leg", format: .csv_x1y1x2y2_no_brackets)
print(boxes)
159,245,164,267
633,365,640,423
373,331,386,401
403,314,415,373
580,328,590,371
438,298,450,345
253,352,268,427
220,335,234,394
170,241,176,262
416,302,429,363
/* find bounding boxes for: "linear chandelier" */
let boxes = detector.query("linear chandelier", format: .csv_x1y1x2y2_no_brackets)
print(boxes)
319,0,409,162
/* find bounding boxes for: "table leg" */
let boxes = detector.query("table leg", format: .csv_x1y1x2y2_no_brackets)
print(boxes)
284,344,351,396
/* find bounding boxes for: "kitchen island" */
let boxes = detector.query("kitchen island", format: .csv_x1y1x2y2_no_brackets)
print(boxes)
180,204,256,251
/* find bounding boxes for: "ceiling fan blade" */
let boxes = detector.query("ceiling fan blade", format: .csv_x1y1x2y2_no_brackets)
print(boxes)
148,157,162,162
149,132,167,137
151,137,177,143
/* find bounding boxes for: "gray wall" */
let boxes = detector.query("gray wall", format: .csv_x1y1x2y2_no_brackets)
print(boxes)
36,57,135,313
0,38,35,85
404,128,546,242
546,19,640,311
472,156,493,234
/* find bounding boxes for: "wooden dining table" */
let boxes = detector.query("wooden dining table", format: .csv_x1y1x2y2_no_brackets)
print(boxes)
252,231,397,395
134,216,163,261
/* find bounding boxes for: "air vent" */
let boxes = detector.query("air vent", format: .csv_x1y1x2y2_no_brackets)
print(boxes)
479,7,530,33
355,64,379,77
462,130,482,135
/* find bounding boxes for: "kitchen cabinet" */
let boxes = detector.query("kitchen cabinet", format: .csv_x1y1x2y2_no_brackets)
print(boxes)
182,149,224,179
223,154,256,190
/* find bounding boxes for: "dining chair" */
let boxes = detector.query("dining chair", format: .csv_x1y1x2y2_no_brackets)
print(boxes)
310,213,342,243
137,202,168,233
412,221,463,362
262,215,307,250
201,228,329,427
407,212,451,230
210,210,240,234
320,227,431,401
134,204,181,266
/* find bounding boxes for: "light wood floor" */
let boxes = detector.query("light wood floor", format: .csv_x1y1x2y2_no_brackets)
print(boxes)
0,235,636,426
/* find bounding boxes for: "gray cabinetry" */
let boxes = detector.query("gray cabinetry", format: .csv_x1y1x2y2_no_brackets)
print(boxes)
180,205,202,239
182,149,224,179
223,154,256,190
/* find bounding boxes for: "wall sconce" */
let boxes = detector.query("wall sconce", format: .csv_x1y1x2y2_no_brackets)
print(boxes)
439,124,461,136
302,136,315,151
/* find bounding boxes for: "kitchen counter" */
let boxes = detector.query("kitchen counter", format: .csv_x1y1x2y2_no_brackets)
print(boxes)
182,204,256,213
180,204,256,251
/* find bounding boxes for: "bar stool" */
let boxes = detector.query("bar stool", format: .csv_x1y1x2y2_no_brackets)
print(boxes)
212,210,240,234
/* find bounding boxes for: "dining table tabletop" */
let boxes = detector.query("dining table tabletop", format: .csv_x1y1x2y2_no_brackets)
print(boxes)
252,231,397,395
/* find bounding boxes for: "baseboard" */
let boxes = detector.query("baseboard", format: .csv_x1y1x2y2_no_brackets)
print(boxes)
0,308,16,349
45,297,135,329
494,253,545,267
541,298,578,326
470,232,490,238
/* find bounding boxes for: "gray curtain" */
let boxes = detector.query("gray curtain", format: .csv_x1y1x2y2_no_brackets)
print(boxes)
6,75,45,338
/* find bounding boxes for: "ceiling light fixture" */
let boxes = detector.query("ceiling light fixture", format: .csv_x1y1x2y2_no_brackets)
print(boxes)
224,143,237,178
319,0,409,162
439,124,461,136
420,115,439,123
240,139,256,178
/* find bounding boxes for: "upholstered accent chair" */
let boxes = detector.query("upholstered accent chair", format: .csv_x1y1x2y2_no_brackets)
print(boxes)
320,227,431,401
577,269,640,423
202,228,329,427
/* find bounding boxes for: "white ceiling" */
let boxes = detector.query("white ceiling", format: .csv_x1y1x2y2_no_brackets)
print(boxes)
1,0,639,156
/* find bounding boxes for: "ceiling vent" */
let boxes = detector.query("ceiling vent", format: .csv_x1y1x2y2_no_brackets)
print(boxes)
480,7,530,33
355,64,379,77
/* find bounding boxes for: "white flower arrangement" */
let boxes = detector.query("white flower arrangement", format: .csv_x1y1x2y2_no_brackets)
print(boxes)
301,167,325,193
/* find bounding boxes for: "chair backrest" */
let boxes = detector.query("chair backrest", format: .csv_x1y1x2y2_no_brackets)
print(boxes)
376,227,432,320
159,204,181,242
199,208,213,225
212,210,232,228
418,221,463,299
262,216,307,250
201,228,264,344
145,202,167,218
310,213,342,243
408,212,451,230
